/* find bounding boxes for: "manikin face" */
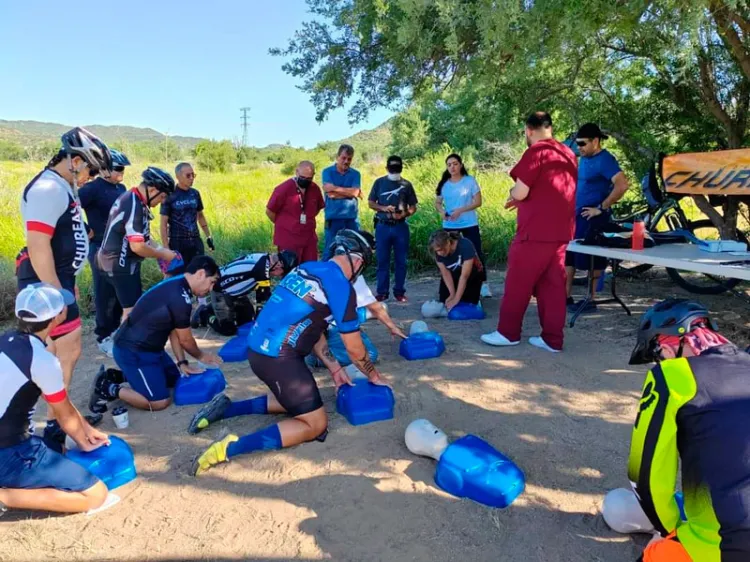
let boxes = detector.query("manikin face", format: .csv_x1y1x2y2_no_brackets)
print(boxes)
404,419,449,460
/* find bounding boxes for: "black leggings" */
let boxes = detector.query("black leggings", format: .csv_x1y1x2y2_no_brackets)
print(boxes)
444,225,487,282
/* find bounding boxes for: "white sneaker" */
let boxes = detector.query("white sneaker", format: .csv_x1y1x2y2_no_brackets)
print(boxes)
97,337,114,357
529,336,560,353
480,331,520,347
480,283,493,298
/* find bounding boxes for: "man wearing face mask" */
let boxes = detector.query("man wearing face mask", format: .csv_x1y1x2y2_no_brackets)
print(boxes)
266,160,325,263
368,155,418,302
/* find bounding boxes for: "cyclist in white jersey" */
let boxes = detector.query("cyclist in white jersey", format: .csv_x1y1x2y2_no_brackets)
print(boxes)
16,127,112,452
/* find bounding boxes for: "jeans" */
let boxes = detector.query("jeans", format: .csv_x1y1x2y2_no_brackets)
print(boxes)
323,218,358,260
88,242,122,341
375,221,409,297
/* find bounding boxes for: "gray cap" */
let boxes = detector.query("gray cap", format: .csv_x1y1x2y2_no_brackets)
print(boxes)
15,283,75,322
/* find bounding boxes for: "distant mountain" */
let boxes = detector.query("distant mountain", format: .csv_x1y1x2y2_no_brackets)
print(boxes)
0,119,204,149
0,117,393,156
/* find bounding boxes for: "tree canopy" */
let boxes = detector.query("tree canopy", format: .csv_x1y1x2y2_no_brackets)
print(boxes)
274,1,750,236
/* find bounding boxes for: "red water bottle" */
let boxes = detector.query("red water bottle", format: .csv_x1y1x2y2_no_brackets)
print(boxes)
632,219,645,251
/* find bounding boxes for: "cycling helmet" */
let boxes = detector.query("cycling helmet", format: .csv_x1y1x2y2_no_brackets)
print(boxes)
629,298,716,364
110,149,131,167
61,127,113,174
328,229,375,279
277,250,299,274
141,167,175,194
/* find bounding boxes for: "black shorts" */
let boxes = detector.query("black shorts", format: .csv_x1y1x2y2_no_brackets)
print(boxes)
170,238,204,268
17,272,80,340
248,351,323,416
106,267,143,309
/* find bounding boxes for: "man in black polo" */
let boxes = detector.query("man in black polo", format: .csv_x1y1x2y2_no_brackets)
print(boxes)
79,149,130,356
368,155,418,302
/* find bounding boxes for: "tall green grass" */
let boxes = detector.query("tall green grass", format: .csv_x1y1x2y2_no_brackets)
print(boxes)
0,157,516,320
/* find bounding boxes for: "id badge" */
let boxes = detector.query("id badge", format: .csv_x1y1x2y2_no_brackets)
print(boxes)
300,213,307,225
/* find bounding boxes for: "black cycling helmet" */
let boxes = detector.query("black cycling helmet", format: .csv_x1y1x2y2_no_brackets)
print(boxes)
110,149,131,167
328,229,375,279
61,127,113,174
277,250,299,274
141,167,175,194
629,298,717,365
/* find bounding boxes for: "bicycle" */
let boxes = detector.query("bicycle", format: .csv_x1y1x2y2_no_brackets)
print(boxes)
612,164,749,295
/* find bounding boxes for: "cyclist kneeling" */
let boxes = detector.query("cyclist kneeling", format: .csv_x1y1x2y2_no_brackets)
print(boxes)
193,250,299,336
89,256,222,413
190,230,386,475
627,299,750,562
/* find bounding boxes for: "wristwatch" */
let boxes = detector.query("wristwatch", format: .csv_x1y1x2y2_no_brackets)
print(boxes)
177,360,189,368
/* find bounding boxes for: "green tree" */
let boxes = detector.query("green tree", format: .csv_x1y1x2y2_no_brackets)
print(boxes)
0,140,26,161
193,140,236,173
274,0,750,238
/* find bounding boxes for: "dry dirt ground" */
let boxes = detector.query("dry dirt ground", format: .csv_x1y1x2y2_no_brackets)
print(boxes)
2,268,749,562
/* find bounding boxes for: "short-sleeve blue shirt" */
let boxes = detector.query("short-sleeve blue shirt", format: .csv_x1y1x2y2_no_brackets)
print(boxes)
576,149,622,209
322,165,361,220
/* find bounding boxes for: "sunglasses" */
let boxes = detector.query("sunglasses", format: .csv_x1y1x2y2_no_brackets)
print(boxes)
88,167,100,178
112,165,125,173
185,172,196,178
576,139,591,147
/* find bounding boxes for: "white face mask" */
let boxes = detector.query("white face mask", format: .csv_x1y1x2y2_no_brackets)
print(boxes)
387,173,401,181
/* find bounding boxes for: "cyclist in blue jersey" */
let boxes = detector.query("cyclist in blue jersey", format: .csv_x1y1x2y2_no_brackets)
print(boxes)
88,256,222,413
189,230,385,476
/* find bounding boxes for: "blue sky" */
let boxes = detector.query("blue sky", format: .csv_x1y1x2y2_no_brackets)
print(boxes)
0,0,393,148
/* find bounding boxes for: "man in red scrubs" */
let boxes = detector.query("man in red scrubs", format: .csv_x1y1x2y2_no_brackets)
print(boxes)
266,161,325,263
481,112,577,352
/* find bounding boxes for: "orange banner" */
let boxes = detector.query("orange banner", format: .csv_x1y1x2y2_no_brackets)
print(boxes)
663,149,750,196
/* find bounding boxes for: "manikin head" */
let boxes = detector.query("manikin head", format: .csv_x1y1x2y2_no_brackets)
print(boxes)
601,488,654,534
405,419,449,461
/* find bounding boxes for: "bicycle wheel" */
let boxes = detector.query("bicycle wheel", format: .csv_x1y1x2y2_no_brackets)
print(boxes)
666,219,748,294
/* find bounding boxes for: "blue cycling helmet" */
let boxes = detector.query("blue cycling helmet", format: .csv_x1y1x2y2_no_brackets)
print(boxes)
110,149,131,167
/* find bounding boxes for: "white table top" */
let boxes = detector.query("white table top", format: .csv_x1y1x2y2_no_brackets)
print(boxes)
567,242,750,281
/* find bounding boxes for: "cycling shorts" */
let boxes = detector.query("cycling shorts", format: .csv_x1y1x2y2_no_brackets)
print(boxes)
248,351,323,416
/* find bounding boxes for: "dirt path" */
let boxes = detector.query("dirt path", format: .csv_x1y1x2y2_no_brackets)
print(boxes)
2,269,748,562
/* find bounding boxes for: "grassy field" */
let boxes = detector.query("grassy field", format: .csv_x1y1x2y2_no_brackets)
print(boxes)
0,157,516,319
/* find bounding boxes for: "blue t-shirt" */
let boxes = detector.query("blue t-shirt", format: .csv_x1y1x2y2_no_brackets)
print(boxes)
248,261,359,358
440,175,481,229
160,187,204,240
322,165,361,220
78,177,126,244
113,276,193,353
576,149,622,209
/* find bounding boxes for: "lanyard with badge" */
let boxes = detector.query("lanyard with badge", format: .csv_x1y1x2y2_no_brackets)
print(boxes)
297,184,308,225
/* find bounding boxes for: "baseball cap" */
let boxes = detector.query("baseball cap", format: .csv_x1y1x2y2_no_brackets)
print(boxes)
386,155,403,173
15,283,75,322
576,123,608,140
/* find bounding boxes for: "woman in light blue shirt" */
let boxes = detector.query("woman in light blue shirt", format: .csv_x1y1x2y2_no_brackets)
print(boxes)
434,153,490,296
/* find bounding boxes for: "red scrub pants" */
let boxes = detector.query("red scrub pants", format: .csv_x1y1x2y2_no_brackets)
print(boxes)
497,240,567,350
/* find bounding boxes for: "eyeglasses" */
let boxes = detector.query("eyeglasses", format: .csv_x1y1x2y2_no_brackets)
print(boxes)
185,173,196,178
112,166,125,173
575,139,591,147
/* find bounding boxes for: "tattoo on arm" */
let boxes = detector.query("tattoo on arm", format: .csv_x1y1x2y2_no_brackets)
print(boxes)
322,344,336,363
355,353,376,377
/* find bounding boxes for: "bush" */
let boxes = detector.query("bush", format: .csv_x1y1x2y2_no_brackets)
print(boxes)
194,140,236,173
0,140,26,161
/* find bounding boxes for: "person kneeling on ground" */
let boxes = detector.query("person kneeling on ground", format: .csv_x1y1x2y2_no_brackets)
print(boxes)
89,256,223,413
423,230,483,317
305,274,407,369
191,250,299,336
0,284,110,516
189,230,386,476
627,299,750,562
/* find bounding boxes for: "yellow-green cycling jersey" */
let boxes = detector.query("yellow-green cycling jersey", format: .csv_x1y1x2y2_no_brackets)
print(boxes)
628,345,750,562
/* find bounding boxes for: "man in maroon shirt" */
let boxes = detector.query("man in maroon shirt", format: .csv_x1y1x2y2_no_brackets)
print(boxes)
266,161,325,263
481,112,577,352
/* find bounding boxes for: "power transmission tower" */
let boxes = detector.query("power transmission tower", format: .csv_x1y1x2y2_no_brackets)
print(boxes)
240,107,251,147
